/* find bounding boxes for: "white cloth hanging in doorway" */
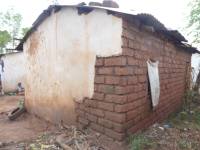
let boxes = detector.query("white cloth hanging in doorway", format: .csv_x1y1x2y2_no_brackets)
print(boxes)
147,60,160,108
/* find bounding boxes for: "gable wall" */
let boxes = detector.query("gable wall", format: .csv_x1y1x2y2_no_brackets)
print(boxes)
23,8,122,124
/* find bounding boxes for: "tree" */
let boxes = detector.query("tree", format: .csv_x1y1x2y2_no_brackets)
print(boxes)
21,27,29,36
187,0,200,92
187,0,200,43
0,8,22,53
0,30,11,52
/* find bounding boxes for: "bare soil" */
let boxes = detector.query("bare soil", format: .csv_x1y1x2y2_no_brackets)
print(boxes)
2,95,200,150
0,95,127,150
0,95,57,149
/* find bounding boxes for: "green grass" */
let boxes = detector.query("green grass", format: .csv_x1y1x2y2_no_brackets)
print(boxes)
178,139,192,150
168,106,200,130
129,134,155,150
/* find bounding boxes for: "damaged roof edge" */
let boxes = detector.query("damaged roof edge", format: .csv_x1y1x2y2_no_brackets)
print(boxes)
15,5,199,54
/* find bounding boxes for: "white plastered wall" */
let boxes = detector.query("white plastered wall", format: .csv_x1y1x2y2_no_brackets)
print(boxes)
1,52,25,92
24,7,122,124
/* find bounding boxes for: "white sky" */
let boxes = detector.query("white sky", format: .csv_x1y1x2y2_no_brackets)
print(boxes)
0,0,191,40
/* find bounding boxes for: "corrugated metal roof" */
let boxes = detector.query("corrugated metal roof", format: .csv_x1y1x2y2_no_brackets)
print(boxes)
16,5,199,53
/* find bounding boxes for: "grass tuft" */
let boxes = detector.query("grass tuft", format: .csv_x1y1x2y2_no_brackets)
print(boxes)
129,134,154,150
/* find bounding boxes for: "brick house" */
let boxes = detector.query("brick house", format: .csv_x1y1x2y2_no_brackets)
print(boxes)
16,4,199,141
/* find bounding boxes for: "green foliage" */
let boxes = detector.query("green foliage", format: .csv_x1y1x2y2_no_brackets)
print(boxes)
129,134,154,150
178,139,192,150
0,8,22,38
187,0,200,43
183,90,199,112
21,27,29,36
0,30,11,52
0,8,23,52
168,106,200,130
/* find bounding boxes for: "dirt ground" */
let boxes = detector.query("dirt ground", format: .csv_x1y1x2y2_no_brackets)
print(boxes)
0,95,58,149
1,95,200,150
0,95,128,150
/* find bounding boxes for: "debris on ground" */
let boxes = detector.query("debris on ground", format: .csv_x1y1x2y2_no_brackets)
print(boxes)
55,126,106,150
8,98,26,120
129,103,200,150
0,125,127,150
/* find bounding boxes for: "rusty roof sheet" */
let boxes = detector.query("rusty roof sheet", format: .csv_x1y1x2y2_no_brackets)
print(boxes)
16,5,199,53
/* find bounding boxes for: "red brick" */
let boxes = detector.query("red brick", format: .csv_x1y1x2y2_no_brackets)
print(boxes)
115,86,134,94
135,90,147,98
127,124,141,134
78,117,89,125
128,76,138,85
104,128,125,141
94,76,104,83
127,93,139,102
122,37,129,47
98,102,114,111
84,99,97,108
92,92,104,101
127,57,138,65
115,102,135,112
126,109,137,121
95,58,104,66
114,67,134,75
105,76,120,85
133,99,142,108
105,57,126,66
138,75,147,83
119,77,127,85
134,84,143,92
95,84,100,91
134,115,142,123
135,52,146,60
124,120,134,130
90,108,104,117
128,40,140,49
91,123,104,133
76,109,85,118
105,94,127,104
135,68,145,74
105,111,126,123
98,67,113,75
86,113,97,122
112,122,126,132
123,29,135,40
138,60,146,67
122,20,128,29
115,104,129,113
98,85,115,94
79,104,89,112
115,86,127,94
122,48,134,56
98,118,113,128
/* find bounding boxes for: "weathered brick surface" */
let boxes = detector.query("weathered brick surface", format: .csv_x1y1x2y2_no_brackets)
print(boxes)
76,17,192,141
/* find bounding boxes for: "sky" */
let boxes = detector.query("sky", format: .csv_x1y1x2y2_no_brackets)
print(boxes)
0,0,191,40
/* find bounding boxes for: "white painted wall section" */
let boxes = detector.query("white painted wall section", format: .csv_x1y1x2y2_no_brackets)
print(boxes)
1,52,25,92
24,7,122,124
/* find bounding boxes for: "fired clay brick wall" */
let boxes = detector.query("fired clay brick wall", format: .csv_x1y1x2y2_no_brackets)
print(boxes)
76,17,192,141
